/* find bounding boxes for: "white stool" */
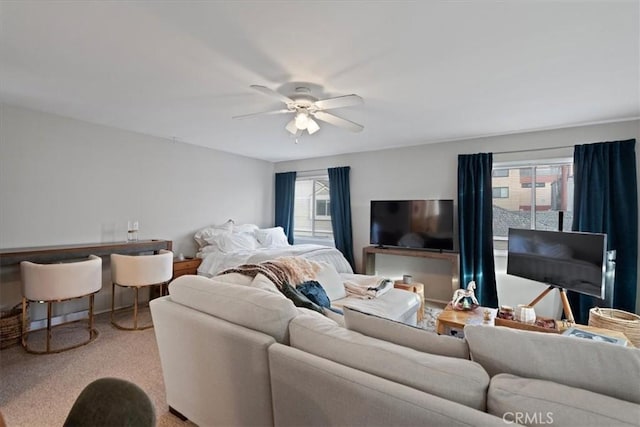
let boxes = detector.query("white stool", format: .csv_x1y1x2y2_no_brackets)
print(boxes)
110,250,173,330
20,255,102,354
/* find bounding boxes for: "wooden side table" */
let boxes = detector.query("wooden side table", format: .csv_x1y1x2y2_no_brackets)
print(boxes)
394,281,425,322
436,304,496,335
173,257,202,279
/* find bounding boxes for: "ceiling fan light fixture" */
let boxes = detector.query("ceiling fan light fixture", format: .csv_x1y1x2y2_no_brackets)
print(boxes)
285,119,298,135
307,118,320,135
294,111,310,130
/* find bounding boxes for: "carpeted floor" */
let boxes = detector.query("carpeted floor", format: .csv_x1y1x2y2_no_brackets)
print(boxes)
0,310,190,427
1,304,443,426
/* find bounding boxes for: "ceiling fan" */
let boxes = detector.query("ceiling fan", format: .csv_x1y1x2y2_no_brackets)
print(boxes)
233,85,364,136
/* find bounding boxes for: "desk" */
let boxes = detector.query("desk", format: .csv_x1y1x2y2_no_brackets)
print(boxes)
0,240,172,266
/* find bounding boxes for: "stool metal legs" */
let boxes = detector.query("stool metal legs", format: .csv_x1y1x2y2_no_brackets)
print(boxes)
111,282,166,331
21,294,99,354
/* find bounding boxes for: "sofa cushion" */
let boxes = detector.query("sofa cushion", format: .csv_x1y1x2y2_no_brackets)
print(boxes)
464,325,640,404
289,313,490,410
343,307,470,359
331,288,420,324
169,275,297,344
488,373,640,427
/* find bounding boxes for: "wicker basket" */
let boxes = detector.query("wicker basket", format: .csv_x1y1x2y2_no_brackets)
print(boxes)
588,307,640,347
0,304,23,349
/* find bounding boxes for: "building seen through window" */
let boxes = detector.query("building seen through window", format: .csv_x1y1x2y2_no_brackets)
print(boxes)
492,161,573,240
294,177,334,245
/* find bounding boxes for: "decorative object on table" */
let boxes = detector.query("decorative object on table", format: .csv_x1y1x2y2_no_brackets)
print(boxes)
402,274,413,284
588,307,640,347
451,281,479,311
127,220,139,242
497,305,514,320
483,309,492,322
534,317,557,329
514,304,536,325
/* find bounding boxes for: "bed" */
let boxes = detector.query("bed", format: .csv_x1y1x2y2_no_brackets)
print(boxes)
194,222,354,277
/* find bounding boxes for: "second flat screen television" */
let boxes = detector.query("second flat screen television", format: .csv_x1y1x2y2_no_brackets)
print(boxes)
370,200,454,251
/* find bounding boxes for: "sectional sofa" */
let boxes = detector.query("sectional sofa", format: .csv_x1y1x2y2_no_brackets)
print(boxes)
150,274,640,427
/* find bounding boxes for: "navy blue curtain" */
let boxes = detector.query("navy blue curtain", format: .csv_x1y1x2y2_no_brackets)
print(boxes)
328,166,356,270
457,153,498,308
569,139,637,324
275,172,297,245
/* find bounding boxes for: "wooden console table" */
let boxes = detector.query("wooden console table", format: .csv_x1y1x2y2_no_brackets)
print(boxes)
363,246,459,304
0,240,173,266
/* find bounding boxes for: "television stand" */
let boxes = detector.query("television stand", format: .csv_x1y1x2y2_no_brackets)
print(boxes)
528,285,575,324
362,246,459,305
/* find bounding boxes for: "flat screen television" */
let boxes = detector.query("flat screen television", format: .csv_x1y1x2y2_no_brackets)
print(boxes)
507,228,607,299
370,200,454,251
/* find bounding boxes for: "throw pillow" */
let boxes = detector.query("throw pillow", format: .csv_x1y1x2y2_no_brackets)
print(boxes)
251,273,281,295
256,227,290,248
343,306,470,359
314,262,347,301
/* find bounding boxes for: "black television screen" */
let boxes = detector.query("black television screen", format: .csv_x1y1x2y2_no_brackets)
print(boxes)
507,228,607,299
370,200,454,251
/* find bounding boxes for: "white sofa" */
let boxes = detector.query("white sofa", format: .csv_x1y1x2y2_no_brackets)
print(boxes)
151,274,640,427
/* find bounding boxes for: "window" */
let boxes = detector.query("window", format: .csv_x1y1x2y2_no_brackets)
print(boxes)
315,199,331,218
492,187,509,198
492,160,574,239
294,176,334,244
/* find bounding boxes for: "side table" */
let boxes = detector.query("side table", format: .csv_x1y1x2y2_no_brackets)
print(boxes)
394,281,425,322
173,257,202,279
436,304,496,335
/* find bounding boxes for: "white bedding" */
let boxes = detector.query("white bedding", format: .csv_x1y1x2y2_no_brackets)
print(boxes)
197,244,354,277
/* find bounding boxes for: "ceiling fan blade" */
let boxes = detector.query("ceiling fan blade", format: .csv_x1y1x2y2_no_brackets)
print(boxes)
314,94,363,110
313,111,363,132
250,85,294,105
232,109,291,120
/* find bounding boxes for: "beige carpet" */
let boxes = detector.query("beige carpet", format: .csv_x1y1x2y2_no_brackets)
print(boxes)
0,310,191,427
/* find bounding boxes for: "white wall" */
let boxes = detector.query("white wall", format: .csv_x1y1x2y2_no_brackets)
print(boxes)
0,104,274,317
275,120,640,313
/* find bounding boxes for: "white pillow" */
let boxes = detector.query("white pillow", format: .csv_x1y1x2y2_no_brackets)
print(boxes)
219,232,260,252
256,227,290,248
315,262,347,301
202,229,232,251
194,220,233,248
251,273,281,295
234,223,259,234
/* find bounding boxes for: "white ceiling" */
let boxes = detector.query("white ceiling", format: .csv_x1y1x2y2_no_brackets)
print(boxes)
1,1,638,162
